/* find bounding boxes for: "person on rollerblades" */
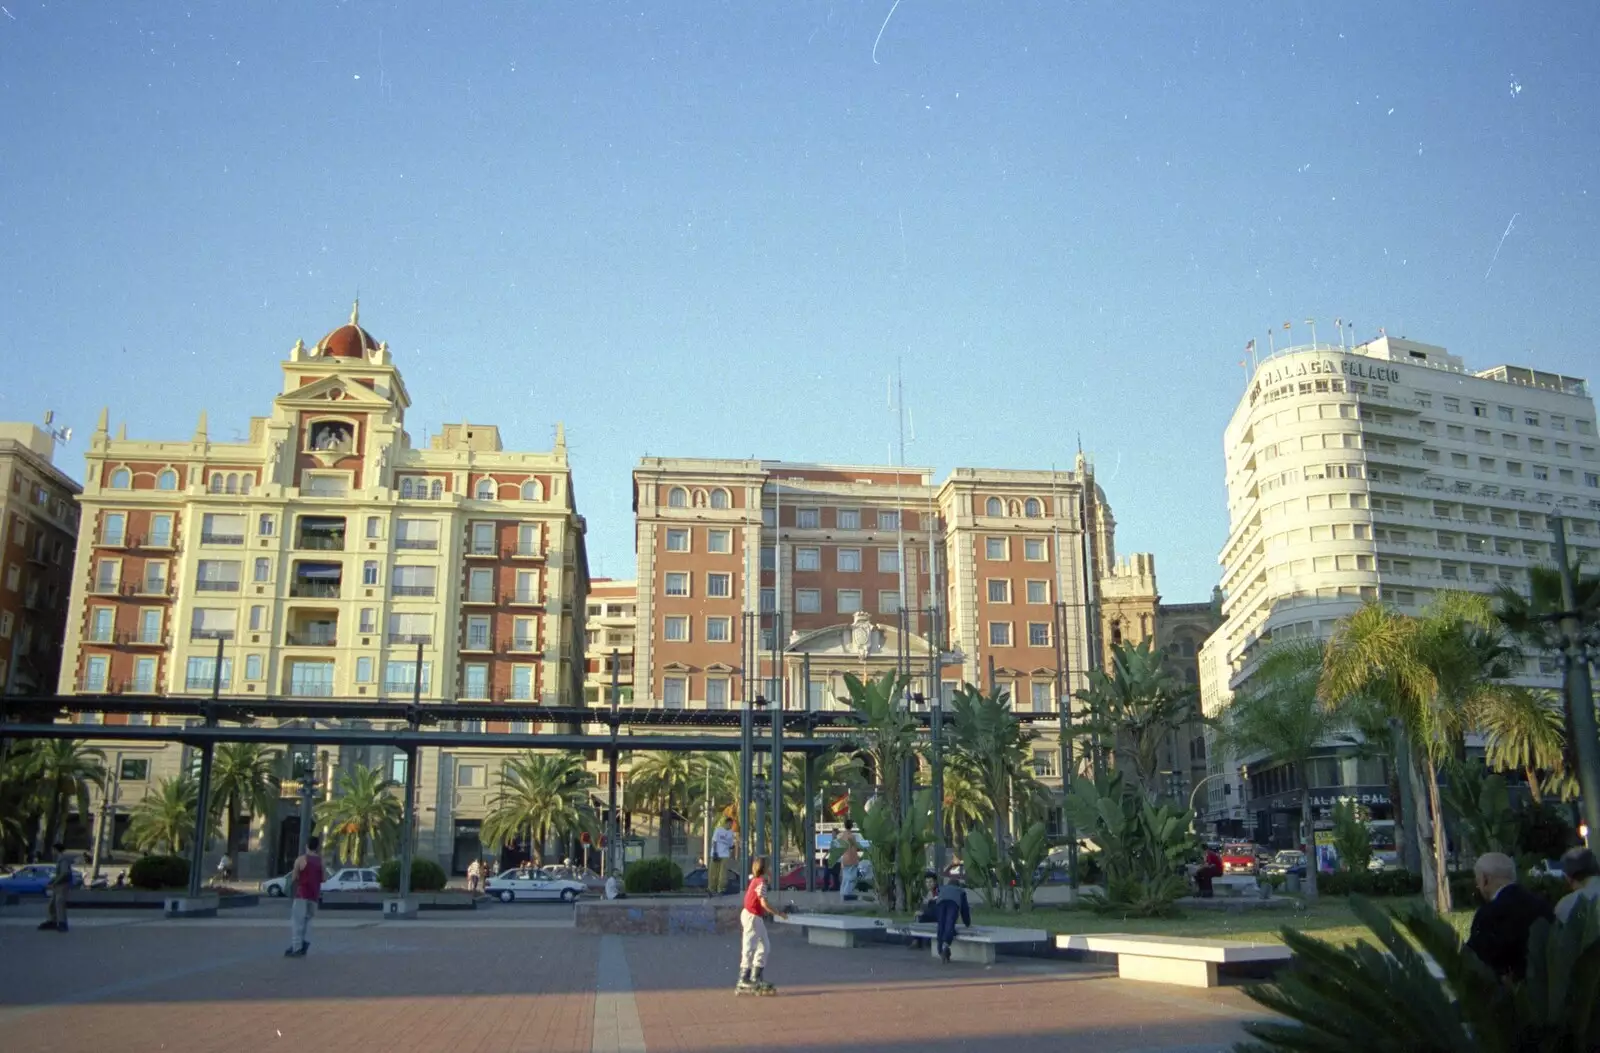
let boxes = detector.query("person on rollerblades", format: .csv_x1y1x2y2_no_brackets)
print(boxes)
736,858,787,994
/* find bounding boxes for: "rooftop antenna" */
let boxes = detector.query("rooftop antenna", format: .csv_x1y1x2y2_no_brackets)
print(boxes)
42,410,72,447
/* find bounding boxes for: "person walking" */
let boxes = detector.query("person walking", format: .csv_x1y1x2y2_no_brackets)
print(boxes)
467,859,481,893
286,836,324,958
708,816,736,897
38,842,72,933
736,858,786,995
933,874,971,963
1465,851,1552,981
1554,847,1600,923
836,819,861,901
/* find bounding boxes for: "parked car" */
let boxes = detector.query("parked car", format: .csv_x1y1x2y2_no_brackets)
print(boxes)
1260,850,1307,878
321,867,382,893
0,864,82,895
683,866,740,894
261,873,292,897
484,867,585,903
777,863,831,890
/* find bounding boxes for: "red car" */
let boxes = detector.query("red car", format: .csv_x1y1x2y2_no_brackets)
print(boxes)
1220,842,1259,875
777,863,830,891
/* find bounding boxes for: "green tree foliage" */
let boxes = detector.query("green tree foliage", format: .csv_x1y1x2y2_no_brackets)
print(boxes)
30,740,106,852
1073,639,1196,800
945,682,1043,908
377,857,447,892
1063,769,1197,916
127,854,190,890
481,752,596,865
625,751,700,860
1330,801,1373,874
1479,687,1574,805
839,671,920,909
209,743,281,851
1237,896,1600,1053
316,763,402,866
1438,760,1517,857
1217,639,1354,901
849,788,935,914
126,775,217,856
623,856,683,893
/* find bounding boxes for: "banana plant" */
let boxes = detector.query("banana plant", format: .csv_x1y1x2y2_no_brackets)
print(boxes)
962,825,1008,909
1007,820,1049,912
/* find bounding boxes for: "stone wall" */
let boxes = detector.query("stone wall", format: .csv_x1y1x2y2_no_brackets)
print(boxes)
575,901,743,935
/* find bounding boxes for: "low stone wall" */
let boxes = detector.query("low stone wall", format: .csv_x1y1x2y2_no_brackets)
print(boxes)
576,901,743,935
68,890,259,910
319,891,477,912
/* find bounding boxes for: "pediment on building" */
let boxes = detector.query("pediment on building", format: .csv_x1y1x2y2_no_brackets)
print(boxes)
705,662,735,673
784,613,935,660
277,375,394,409
1028,666,1055,677
662,661,691,672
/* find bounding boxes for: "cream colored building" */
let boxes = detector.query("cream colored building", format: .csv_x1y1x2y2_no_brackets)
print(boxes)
1199,336,1599,840
60,305,589,875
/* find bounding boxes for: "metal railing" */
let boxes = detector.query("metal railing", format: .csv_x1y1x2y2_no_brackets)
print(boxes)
285,632,337,647
511,590,539,605
391,584,436,597
195,580,241,592
289,582,340,598
295,535,345,551
388,633,433,646
190,629,235,641
285,681,335,697
200,533,244,545
394,538,437,550
465,591,497,604
505,546,542,559
466,545,497,557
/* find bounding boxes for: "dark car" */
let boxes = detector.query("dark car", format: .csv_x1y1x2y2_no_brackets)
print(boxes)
0,864,83,895
682,866,739,894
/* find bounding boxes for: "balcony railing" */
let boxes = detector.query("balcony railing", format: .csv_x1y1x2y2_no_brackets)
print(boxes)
389,633,433,646
146,533,174,549
395,538,437,550
509,637,537,652
289,582,341,598
78,676,111,693
200,533,244,545
87,630,115,645
139,579,170,596
295,535,345,551
100,533,127,548
285,631,338,647
505,546,543,559
124,678,158,694
191,629,236,641
116,631,167,646
185,675,229,691
464,636,493,651
511,590,539,605
464,591,497,605
466,545,497,558
195,580,241,592
391,584,437,597
92,580,121,595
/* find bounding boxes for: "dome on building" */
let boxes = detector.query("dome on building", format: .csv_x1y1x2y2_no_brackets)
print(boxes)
315,301,379,359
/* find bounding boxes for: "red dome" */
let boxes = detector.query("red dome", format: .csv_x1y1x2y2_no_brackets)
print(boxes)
319,323,377,359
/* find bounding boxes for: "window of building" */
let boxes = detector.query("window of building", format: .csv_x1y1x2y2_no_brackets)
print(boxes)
667,487,688,508
515,569,538,603
877,510,899,530
988,622,1012,646
101,512,126,546
1552,415,1568,431
762,507,776,527
462,664,489,699
707,572,732,597
1025,579,1049,604
254,557,271,583
1030,683,1053,712
521,479,543,501
837,548,861,572
877,548,899,573
355,656,373,684
985,537,1007,560
760,587,775,612
505,665,533,700
88,607,114,642
797,508,819,529
1023,538,1047,561
838,508,860,529
475,479,495,500
759,545,775,571
470,521,495,554
665,528,690,552
1028,622,1051,646
985,497,1002,516
707,528,732,554
185,656,233,692
665,572,689,597
1024,498,1042,517
242,654,263,682
706,677,730,709
83,654,110,691
662,676,687,708
795,547,820,571
707,487,729,509
796,588,821,613
987,579,1011,603
1498,406,1514,422
878,589,902,613
149,513,174,548
837,588,863,613
384,660,432,694
138,608,162,643
194,559,239,591
362,560,379,586
152,468,177,491
707,616,732,642
109,468,131,489
359,608,376,634
664,616,690,641
465,615,491,650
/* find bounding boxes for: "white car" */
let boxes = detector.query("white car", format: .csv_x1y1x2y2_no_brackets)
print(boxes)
484,866,585,903
321,867,382,893
261,873,293,897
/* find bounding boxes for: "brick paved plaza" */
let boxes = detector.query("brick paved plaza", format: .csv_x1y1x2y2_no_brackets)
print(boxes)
0,904,1266,1053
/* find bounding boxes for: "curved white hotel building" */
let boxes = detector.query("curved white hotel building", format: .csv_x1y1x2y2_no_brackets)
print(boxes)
1198,335,1598,841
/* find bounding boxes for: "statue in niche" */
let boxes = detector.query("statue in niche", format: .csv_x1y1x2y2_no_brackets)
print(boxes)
267,438,286,477
849,610,881,657
310,421,353,452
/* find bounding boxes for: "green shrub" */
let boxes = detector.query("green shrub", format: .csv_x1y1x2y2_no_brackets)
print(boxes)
623,856,683,894
1370,869,1423,897
1317,868,1424,898
376,858,447,892
128,854,190,890
1448,869,1479,906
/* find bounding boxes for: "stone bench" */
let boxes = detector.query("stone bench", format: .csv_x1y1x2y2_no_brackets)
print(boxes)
774,912,890,947
1055,933,1291,988
885,922,1049,964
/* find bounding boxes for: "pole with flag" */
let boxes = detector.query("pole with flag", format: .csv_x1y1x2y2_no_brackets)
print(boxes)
1267,328,1276,355
1307,318,1317,347
1335,318,1344,350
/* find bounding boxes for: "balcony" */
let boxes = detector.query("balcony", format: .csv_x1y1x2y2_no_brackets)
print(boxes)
185,675,227,692
464,591,498,605
391,584,437,597
145,532,175,550
503,637,537,653
77,676,112,693
287,681,335,697
389,633,434,646
195,580,241,593
200,532,244,546
395,537,437,550
92,579,121,596
116,631,167,647
99,532,129,549
511,590,540,606
289,581,340,598
466,545,498,559
296,516,347,551
123,677,158,695
138,578,170,597
505,546,543,560
290,562,342,599
285,631,337,647
86,629,115,645
190,629,236,642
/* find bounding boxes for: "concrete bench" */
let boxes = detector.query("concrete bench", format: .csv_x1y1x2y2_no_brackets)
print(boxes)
1056,933,1291,988
774,913,889,947
885,922,1049,964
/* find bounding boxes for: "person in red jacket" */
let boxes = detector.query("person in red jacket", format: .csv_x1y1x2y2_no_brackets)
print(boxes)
286,836,324,957
1195,846,1223,899
737,859,787,994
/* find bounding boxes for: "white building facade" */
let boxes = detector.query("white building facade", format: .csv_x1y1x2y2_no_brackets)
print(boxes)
1199,336,1599,841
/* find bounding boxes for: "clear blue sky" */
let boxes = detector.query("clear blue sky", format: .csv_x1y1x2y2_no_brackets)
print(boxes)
4,1,1598,600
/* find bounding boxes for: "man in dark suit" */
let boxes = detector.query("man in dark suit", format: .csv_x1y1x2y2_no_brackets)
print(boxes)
1465,851,1553,981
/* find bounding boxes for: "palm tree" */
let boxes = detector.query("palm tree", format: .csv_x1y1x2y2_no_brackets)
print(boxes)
679,751,739,849
1321,591,1514,912
838,670,921,909
1215,639,1354,901
0,744,43,860
921,757,990,850
482,752,596,865
209,743,282,854
1478,687,1571,804
946,682,1039,907
625,751,701,861
32,740,106,855
1074,639,1196,800
316,764,402,866
780,750,864,856
126,775,215,855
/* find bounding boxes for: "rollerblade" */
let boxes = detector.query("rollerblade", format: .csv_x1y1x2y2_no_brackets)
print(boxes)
735,970,758,995
750,968,776,995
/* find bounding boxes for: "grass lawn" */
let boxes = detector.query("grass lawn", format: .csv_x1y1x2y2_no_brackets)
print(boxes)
943,898,1477,947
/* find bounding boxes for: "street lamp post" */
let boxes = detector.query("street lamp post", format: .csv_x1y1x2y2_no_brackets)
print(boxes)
1187,772,1228,832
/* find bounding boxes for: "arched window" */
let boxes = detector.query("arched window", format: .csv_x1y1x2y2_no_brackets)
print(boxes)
156,469,178,491
429,479,443,500
1110,618,1124,646
521,479,543,501
109,468,132,489
240,476,252,495
225,474,239,495
985,497,1002,516
668,487,688,508
209,474,224,494
401,478,415,498
1024,498,1041,518
710,488,730,509
259,514,275,536
476,479,494,500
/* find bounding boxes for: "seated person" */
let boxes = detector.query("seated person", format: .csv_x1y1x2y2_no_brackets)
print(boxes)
604,872,626,900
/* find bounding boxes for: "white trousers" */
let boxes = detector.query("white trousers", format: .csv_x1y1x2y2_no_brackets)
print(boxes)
290,897,317,951
840,864,859,898
739,909,769,972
